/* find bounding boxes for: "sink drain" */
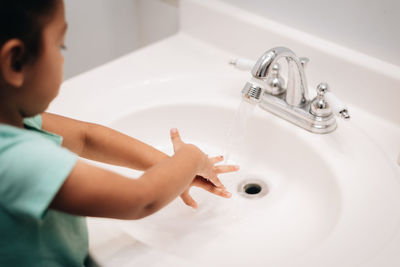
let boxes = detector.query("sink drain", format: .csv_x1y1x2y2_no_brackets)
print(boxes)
238,179,268,199
244,183,262,194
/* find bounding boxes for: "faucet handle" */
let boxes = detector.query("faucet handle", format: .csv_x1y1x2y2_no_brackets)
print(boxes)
299,57,309,69
265,63,285,95
310,82,331,117
316,82,328,95
310,82,350,120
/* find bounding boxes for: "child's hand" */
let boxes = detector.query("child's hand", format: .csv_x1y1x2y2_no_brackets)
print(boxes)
179,175,232,210
170,128,239,209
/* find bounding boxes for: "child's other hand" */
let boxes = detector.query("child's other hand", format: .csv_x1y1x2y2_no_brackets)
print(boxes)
180,175,232,210
170,128,239,209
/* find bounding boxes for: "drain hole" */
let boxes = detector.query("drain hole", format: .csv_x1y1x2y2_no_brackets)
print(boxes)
244,184,262,195
238,179,268,199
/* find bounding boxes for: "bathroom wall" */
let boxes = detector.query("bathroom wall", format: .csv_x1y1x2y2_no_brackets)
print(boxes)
64,0,398,79
220,0,400,67
63,0,179,79
136,0,180,47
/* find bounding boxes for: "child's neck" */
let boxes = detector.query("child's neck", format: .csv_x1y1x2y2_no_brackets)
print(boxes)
0,100,24,128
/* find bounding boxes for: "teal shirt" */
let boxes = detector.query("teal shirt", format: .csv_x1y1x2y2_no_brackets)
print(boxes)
0,115,88,266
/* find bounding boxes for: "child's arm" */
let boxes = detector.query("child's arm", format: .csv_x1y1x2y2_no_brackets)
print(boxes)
43,113,238,209
42,112,169,170
50,130,228,219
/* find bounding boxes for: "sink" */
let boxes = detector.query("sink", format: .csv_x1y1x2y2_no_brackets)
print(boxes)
50,13,400,263
89,98,400,266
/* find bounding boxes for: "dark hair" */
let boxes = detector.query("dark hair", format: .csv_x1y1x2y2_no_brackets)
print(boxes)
0,0,59,66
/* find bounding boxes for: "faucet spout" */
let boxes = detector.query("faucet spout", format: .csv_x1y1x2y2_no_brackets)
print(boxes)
251,47,309,107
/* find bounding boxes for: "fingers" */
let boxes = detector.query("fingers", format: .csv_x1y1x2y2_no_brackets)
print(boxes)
209,155,240,174
193,178,232,198
170,128,184,153
207,175,224,188
180,189,198,209
195,175,225,190
209,155,224,164
202,155,239,187
213,165,240,174
180,176,232,210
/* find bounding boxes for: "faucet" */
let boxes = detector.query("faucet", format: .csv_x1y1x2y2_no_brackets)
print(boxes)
251,47,309,107
237,47,349,134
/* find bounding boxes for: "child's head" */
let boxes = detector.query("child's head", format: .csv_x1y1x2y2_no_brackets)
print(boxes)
0,0,66,118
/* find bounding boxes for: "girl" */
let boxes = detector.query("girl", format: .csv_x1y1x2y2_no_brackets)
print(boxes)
0,0,238,266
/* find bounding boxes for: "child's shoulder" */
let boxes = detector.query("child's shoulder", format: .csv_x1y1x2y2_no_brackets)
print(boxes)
0,114,62,146
0,122,56,165
0,115,77,195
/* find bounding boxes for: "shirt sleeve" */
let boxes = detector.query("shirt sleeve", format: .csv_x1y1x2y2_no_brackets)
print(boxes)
0,137,77,221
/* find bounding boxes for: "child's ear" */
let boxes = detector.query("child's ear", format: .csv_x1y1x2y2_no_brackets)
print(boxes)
0,39,26,88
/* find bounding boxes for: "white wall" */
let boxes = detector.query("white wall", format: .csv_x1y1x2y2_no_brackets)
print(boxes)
220,0,400,67
64,0,397,79
64,0,179,79
136,0,180,47
64,0,139,79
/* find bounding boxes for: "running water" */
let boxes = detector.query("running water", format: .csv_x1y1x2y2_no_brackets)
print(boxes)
219,99,257,225
223,99,256,164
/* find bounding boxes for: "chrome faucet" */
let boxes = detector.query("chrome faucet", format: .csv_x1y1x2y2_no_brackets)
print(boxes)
236,46,349,134
252,47,309,107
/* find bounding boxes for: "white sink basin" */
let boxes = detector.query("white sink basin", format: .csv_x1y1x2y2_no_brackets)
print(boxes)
88,95,400,266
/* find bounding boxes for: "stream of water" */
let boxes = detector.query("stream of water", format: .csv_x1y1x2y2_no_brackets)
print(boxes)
220,99,257,223
223,99,256,164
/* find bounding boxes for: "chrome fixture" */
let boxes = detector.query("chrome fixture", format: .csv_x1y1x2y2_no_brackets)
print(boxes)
236,47,349,134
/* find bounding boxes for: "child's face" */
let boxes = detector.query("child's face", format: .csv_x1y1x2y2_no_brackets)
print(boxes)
19,0,67,117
